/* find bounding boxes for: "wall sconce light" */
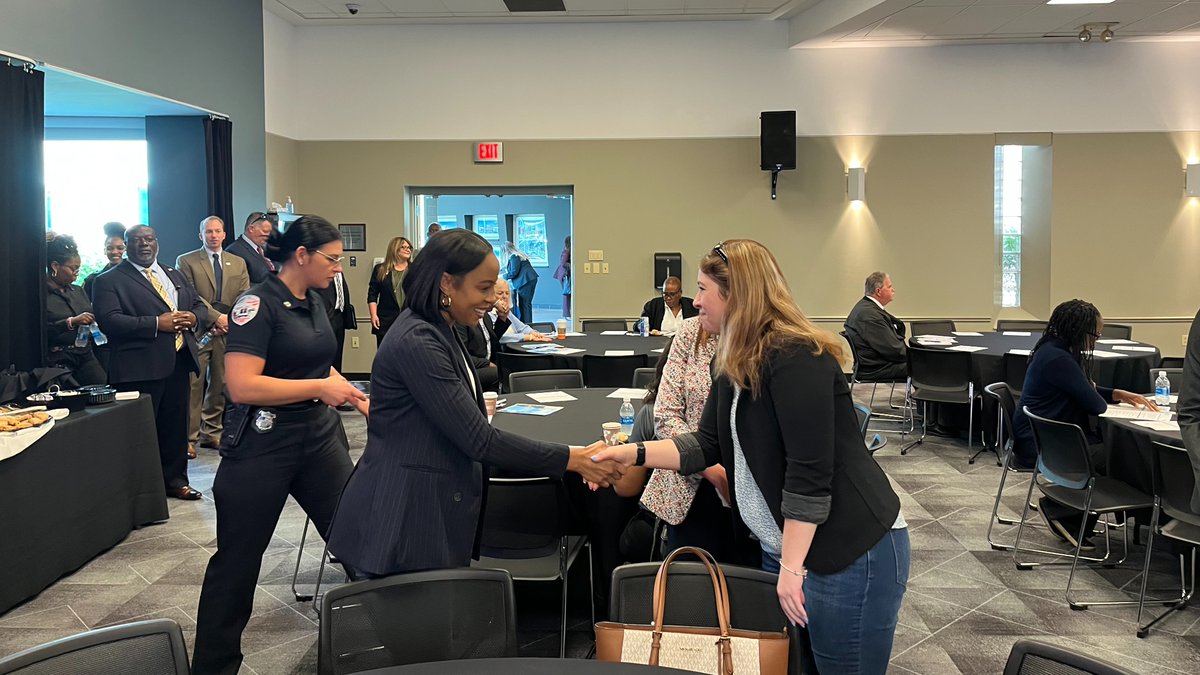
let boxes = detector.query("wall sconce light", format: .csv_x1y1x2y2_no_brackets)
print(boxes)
847,167,866,203
1187,163,1200,198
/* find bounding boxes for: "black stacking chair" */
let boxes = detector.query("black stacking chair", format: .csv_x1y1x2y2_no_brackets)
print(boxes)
472,477,591,658
901,347,978,455
529,322,556,333
632,367,656,389
581,319,628,332
508,369,583,393
983,383,1042,551
1100,323,1133,340
1159,356,1184,369
582,354,648,388
0,619,190,675
996,319,1048,332
840,329,909,425
1135,442,1199,638
610,560,803,675
1014,408,1155,610
495,351,555,394
910,320,956,335
318,569,517,674
1002,351,1029,392
1002,639,1137,675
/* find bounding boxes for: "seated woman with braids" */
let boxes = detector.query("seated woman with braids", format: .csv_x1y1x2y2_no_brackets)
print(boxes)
1011,299,1156,549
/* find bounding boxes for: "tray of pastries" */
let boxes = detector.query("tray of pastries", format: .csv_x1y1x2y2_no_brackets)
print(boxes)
0,410,52,433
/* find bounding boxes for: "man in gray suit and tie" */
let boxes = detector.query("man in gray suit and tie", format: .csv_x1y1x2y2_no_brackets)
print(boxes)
177,216,250,455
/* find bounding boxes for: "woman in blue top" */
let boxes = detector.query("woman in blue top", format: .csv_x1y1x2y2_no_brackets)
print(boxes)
1011,299,1156,548
502,241,538,322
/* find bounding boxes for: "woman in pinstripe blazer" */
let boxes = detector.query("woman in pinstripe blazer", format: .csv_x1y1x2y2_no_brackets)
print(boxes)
328,229,624,578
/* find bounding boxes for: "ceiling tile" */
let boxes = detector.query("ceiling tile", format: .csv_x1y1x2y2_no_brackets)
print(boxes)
867,5,966,38
1120,3,1200,33
379,0,450,12
991,5,1095,34
626,0,687,10
928,4,1034,36
685,0,747,10
440,0,509,12
275,0,337,14
562,0,626,10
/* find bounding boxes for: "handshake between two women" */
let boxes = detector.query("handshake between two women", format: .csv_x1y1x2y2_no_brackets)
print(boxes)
566,440,630,488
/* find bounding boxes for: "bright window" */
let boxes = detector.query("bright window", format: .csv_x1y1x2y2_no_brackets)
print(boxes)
995,145,1023,308
437,215,458,230
514,214,549,267
44,140,148,282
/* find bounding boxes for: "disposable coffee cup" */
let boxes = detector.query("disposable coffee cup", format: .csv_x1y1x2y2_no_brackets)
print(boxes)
556,319,568,339
483,391,498,417
602,421,622,446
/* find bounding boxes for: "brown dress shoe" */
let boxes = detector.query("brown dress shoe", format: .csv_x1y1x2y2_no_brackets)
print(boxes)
167,486,203,500
187,444,197,460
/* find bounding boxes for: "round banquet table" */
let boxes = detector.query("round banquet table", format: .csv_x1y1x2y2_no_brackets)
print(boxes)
1100,411,1184,499
491,388,645,446
358,657,696,675
909,331,1160,394
506,333,670,368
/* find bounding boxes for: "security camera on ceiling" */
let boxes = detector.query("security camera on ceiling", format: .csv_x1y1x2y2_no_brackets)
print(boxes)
346,3,360,15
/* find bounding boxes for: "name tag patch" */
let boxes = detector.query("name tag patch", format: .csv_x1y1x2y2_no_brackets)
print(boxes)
231,294,261,326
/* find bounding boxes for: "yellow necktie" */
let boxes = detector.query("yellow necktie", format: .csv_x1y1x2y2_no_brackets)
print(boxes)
145,269,184,351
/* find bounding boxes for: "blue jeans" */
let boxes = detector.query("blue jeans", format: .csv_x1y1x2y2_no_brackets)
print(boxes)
762,527,909,675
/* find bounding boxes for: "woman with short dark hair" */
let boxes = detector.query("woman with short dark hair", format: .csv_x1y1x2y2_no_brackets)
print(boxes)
82,221,126,299
329,228,623,578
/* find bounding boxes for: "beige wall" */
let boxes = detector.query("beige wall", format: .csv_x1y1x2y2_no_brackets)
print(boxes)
265,131,1198,373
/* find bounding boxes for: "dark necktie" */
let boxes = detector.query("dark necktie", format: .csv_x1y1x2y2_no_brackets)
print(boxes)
258,245,276,272
212,253,224,300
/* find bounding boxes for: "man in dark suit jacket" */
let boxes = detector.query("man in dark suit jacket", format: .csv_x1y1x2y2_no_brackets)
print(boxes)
1177,308,1200,512
224,211,276,284
455,314,503,391
641,276,697,335
315,270,357,373
844,272,907,381
92,225,214,500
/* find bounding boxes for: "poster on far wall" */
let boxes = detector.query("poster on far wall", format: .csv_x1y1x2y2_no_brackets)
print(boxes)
515,214,548,267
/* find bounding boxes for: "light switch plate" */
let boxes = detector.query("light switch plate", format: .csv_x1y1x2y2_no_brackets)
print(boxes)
588,250,604,261
602,262,610,274
584,262,592,274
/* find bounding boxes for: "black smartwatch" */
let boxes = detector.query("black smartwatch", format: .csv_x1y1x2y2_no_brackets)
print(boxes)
634,442,646,467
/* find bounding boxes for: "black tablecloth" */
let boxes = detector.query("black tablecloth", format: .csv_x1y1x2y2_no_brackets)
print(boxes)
507,334,669,368
0,397,169,614
910,331,1160,393
492,388,645,446
1100,414,1184,498
361,657,696,675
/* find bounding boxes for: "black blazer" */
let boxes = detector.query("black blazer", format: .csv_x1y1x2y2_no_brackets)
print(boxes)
315,272,358,331
328,309,569,576
90,260,213,384
367,264,404,336
641,296,697,332
224,236,274,284
844,297,907,378
455,314,505,368
679,344,900,575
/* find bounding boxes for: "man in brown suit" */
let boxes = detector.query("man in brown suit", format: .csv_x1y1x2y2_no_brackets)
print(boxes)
177,216,250,456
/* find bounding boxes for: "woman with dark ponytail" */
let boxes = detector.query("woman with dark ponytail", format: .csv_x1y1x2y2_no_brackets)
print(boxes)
82,221,126,299
192,215,368,675
45,233,107,385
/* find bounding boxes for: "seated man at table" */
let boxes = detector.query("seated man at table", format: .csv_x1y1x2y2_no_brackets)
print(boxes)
1177,307,1200,512
490,278,553,346
844,271,907,381
640,276,696,336
1011,300,1156,549
454,310,502,392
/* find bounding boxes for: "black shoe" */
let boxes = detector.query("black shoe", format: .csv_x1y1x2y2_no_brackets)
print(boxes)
927,424,958,438
336,403,355,412
1040,509,1095,551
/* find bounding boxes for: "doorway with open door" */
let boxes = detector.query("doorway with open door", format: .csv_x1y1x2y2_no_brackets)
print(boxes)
409,187,573,326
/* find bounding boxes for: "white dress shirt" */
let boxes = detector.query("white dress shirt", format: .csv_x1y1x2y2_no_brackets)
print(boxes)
130,259,178,308
659,304,684,336
489,309,538,344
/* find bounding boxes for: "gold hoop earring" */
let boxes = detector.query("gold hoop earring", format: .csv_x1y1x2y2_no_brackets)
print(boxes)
440,294,452,309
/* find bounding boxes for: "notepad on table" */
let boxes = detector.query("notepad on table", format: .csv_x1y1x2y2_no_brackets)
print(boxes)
600,330,627,336
651,348,664,353
946,345,987,352
1089,350,1125,359
1002,331,1031,337
951,331,984,337
608,388,648,400
496,404,563,416
527,391,578,403
1133,420,1180,432
1112,345,1157,353
564,332,586,337
604,350,635,356
1008,349,1032,356
1097,339,1137,345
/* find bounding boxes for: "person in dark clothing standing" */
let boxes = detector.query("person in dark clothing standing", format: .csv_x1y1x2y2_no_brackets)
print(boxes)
1011,299,1156,548
192,216,368,675
368,236,412,346
502,241,538,322
316,269,356,373
224,212,277,284
45,234,106,385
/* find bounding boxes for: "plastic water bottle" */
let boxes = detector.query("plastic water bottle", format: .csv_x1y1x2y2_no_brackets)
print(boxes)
1155,371,1171,410
285,196,294,214
197,330,214,348
74,324,89,348
89,322,108,346
619,398,635,436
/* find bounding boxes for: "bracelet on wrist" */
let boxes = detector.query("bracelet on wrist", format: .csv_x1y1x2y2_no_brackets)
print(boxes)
779,561,807,578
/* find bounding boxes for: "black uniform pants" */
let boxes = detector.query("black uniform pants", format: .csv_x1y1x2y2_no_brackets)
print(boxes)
118,350,192,491
191,407,353,675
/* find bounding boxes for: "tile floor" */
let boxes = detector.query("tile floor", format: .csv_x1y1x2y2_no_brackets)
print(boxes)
2,392,1199,674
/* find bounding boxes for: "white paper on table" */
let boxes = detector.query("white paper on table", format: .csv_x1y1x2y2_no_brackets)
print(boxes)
915,335,955,341
1002,331,1032,337
1100,406,1172,422
600,330,627,336
1112,345,1157,353
496,404,563,416
1097,339,1137,345
651,348,664,353
527,391,578,403
1132,420,1181,432
946,345,987,352
523,344,561,353
1008,349,1032,356
554,347,586,355
604,350,635,356
1089,350,1125,359
561,332,586,337
608,388,648,400
951,331,984,337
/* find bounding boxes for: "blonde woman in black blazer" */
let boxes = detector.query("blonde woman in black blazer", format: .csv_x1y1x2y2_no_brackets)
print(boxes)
367,236,412,346
594,239,908,675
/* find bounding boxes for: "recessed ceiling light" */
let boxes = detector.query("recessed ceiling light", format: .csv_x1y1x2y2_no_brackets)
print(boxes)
1047,1,1116,5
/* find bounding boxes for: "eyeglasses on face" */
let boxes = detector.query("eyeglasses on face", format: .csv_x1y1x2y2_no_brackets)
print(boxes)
312,248,345,265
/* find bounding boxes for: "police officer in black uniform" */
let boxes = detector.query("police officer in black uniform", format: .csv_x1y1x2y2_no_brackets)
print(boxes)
192,216,367,675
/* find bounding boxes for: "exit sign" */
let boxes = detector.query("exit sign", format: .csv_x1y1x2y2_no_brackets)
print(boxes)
474,142,503,163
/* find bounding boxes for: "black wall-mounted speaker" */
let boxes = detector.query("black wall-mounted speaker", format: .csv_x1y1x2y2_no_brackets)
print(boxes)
760,110,796,171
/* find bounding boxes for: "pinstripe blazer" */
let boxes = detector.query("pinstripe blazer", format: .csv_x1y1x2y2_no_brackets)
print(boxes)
328,308,569,577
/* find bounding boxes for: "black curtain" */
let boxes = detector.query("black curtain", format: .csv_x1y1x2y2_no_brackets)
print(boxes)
145,116,208,263
0,62,45,371
204,116,234,245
